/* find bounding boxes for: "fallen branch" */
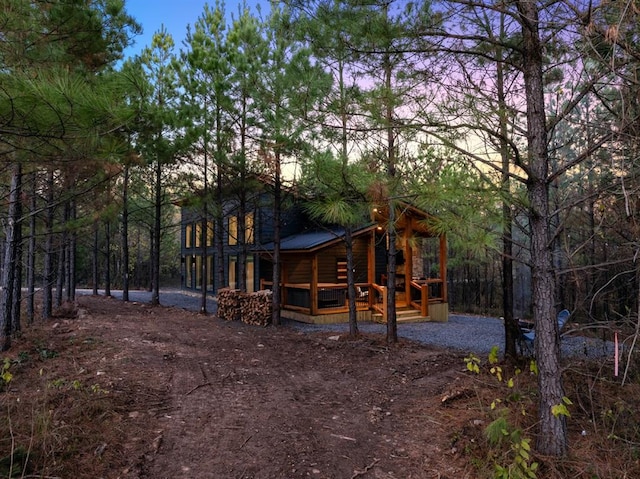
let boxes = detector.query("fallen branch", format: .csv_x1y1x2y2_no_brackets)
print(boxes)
351,458,379,478
239,435,253,450
330,433,357,442
186,382,213,395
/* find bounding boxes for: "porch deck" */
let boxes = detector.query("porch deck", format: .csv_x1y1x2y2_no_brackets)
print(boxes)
262,280,449,324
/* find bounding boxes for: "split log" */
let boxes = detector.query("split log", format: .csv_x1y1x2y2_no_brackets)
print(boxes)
217,288,241,321
239,290,273,326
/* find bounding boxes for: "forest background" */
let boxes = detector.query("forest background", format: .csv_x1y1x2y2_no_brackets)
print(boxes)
1,0,639,461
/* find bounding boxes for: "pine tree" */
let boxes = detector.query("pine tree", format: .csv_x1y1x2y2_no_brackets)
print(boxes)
256,1,332,325
179,1,234,308
137,27,181,306
0,0,139,335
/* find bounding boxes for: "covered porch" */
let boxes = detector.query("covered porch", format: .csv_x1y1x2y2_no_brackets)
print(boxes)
260,208,448,324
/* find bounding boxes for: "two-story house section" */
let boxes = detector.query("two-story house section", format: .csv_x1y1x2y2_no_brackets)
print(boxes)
180,188,310,295
181,187,449,324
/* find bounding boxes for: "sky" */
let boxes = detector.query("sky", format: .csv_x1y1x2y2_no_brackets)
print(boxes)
121,0,268,59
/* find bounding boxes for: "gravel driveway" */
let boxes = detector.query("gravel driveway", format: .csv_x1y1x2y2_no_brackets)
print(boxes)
79,289,614,359
287,313,615,359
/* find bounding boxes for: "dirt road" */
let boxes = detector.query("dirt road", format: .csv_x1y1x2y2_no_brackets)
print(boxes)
3,294,631,479
3,295,479,478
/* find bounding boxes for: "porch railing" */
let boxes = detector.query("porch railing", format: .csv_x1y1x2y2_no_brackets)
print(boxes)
409,279,445,318
260,281,372,315
371,283,387,323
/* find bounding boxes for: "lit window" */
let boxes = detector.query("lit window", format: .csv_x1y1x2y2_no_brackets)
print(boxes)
185,224,193,248
206,255,214,290
195,222,202,247
246,255,255,292
185,255,194,287
206,221,214,247
229,216,237,245
195,255,203,288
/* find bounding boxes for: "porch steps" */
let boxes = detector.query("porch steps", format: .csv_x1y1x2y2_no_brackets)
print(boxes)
372,308,429,324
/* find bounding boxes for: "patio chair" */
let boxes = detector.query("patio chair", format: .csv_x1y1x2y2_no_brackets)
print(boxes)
518,309,570,356
356,286,369,299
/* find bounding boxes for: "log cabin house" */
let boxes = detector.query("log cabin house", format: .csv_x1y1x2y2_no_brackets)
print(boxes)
180,195,448,324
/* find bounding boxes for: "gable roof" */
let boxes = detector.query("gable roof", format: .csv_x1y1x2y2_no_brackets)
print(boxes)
258,224,376,254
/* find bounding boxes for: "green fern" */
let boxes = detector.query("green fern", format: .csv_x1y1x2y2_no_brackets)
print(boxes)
486,416,510,445
485,417,538,479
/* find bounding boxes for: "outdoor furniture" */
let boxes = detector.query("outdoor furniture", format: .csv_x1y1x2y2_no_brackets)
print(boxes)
318,288,346,309
518,309,570,356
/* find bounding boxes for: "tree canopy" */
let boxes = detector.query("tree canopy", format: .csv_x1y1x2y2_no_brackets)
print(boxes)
2,0,640,463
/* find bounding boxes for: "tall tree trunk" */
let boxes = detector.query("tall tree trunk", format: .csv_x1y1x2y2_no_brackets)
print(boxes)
42,169,55,319
55,242,64,307
151,159,161,305
200,111,210,313
92,221,99,295
12,168,23,335
345,227,358,337
147,227,154,291
214,105,226,292
517,0,568,457
338,59,359,338
200,210,208,313
238,98,248,294
496,33,517,359
215,166,225,291
386,206,398,343
384,31,398,344
67,199,76,302
27,171,36,324
1,162,22,350
105,220,111,297
146,226,156,293
502,197,516,358
56,203,68,308
135,227,142,289
122,164,130,302
238,189,247,293
272,151,282,326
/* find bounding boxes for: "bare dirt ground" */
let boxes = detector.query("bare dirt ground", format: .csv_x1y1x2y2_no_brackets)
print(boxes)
1,295,640,479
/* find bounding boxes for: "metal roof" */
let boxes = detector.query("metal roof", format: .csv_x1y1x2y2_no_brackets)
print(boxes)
258,224,376,253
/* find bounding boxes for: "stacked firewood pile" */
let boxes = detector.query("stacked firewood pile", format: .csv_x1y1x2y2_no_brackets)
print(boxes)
239,290,273,326
217,288,241,321
217,288,272,326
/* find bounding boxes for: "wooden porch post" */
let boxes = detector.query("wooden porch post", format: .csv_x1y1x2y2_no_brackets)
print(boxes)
421,283,429,317
404,225,412,290
440,234,448,303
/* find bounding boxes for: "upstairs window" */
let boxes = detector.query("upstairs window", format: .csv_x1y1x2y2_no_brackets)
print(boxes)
206,221,214,247
229,214,254,245
228,216,238,245
195,222,202,247
185,223,193,248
